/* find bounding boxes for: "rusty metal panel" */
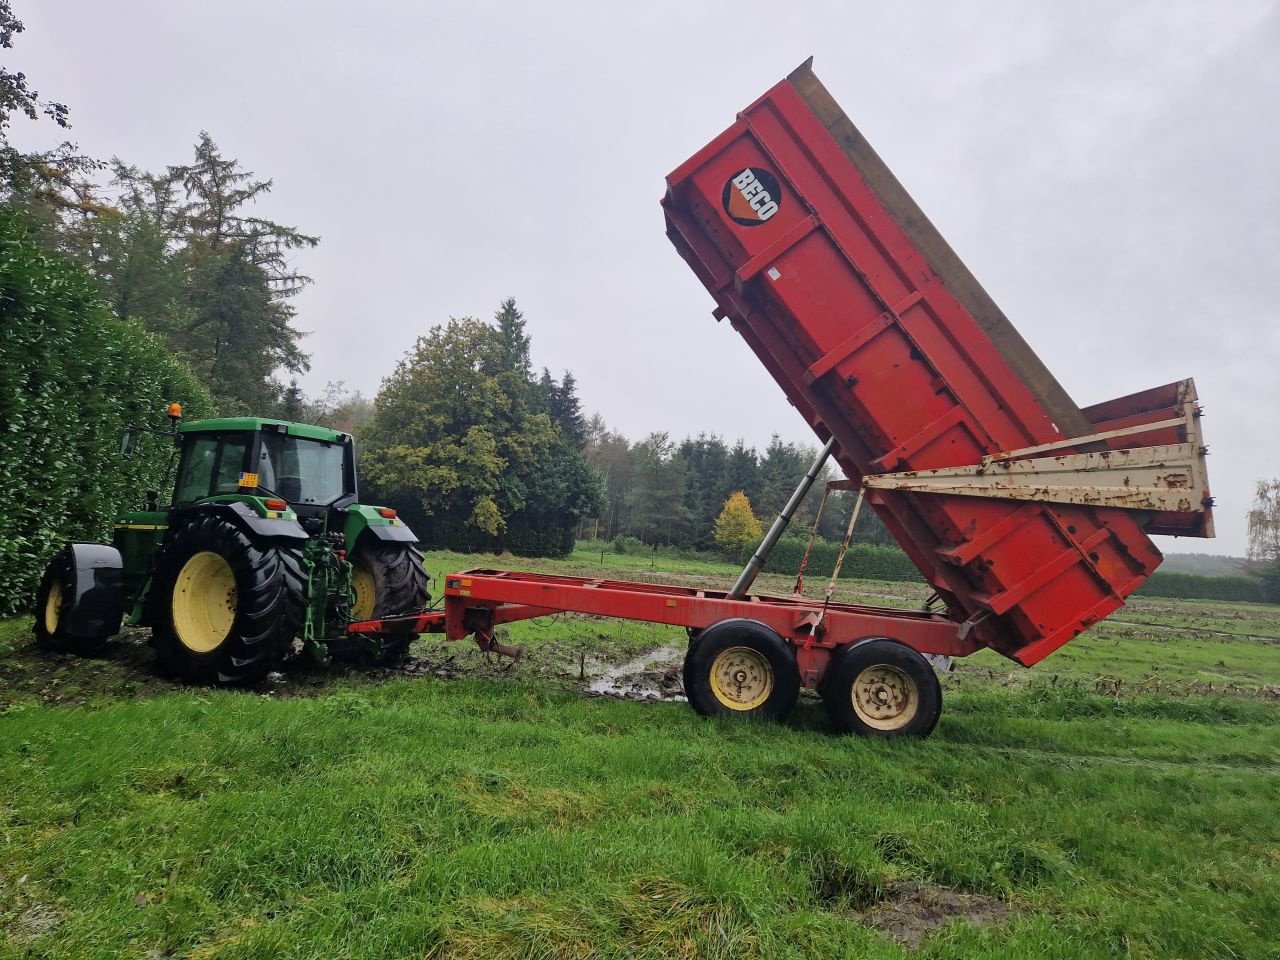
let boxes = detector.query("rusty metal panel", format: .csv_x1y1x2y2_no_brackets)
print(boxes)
864,377,1213,523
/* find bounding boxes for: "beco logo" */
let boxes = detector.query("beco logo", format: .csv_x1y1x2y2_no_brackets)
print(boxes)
722,166,782,226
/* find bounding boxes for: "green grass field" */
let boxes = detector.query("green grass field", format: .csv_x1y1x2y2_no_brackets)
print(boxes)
1,548,1278,959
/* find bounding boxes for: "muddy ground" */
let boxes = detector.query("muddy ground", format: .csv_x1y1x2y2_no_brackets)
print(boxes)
0,624,697,710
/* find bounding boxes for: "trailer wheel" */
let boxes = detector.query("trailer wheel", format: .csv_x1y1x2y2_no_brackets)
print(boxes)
683,619,799,721
150,514,305,684
33,549,111,655
821,638,941,738
345,541,428,665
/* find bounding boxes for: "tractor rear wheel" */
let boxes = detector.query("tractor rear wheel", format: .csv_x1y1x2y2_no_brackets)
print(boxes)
683,619,800,722
33,549,111,655
346,541,428,665
150,514,305,684
820,638,942,738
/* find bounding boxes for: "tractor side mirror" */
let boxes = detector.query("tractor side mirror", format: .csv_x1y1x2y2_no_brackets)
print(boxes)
120,429,139,458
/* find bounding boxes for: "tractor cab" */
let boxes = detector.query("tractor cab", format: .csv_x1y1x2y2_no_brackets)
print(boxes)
174,418,358,529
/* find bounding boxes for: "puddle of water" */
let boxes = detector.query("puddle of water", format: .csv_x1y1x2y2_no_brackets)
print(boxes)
586,646,686,701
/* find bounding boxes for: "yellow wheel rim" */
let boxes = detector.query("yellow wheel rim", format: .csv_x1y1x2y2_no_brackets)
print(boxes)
851,664,918,731
172,551,237,653
44,579,63,635
351,561,377,621
709,646,774,711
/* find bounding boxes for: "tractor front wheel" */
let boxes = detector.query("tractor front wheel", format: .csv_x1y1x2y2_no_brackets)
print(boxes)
150,514,305,684
346,541,428,665
33,549,112,655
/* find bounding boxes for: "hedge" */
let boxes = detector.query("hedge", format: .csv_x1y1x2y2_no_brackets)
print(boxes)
0,212,212,614
751,535,923,583
1133,572,1268,604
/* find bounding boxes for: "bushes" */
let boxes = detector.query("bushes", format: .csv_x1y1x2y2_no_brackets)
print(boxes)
752,535,922,583
611,535,647,556
0,212,211,614
1134,572,1267,604
406,515,578,558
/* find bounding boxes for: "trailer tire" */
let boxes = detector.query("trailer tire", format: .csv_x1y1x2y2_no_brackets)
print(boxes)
150,514,305,684
821,638,941,738
33,549,112,655
683,619,799,722
345,540,428,665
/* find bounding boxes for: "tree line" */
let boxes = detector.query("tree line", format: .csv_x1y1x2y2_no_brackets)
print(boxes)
582,424,893,552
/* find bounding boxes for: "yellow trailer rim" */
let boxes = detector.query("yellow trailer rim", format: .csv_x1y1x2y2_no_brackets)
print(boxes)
851,664,918,731
44,579,63,634
173,551,236,653
709,646,773,711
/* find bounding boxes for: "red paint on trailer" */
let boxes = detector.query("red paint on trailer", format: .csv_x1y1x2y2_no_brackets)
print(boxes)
660,64,1189,667
349,568,979,689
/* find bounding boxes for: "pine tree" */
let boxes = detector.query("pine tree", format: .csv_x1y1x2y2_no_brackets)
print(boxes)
280,379,305,421
147,133,317,411
494,297,532,379
627,433,690,545
173,133,317,296
549,370,587,449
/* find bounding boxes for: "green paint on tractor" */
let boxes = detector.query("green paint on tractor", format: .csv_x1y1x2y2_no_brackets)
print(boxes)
34,409,430,685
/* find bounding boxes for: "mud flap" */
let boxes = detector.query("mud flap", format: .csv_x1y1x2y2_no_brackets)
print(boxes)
64,543,126,638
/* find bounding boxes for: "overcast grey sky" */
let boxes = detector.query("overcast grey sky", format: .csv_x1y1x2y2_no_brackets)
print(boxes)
12,1,1278,555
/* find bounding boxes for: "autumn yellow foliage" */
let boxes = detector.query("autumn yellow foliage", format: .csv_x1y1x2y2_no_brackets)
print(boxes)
713,491,763,561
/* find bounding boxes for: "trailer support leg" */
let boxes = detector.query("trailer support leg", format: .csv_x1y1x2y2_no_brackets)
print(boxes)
475,630,525,662
729,438,837,599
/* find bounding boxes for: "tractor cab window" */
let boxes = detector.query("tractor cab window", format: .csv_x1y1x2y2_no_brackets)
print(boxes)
258,433,348,506
175,435,217,503
174,434,251,503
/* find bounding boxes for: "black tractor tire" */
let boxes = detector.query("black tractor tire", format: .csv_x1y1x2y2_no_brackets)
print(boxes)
820,638,942,739
33,549,112,655
346,540,429,665
149,513,305,684
682,618,800,722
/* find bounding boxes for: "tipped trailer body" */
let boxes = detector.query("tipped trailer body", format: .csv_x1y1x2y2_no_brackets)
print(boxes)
352,62,1212,736
660,60,1212,668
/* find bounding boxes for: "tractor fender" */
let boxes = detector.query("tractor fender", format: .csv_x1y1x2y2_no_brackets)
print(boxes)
173,501,309,542
343,504,419,549
62,543,126,638
359,522,419,544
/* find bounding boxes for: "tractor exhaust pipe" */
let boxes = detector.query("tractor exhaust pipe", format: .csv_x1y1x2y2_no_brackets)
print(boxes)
729,438,837,600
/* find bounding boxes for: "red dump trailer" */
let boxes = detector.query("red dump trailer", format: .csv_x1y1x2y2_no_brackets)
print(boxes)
353,60,1213,738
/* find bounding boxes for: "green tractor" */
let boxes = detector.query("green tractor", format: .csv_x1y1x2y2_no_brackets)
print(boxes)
33,407,429,684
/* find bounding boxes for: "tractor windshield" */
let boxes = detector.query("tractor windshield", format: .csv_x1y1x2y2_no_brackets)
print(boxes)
257,434,349,506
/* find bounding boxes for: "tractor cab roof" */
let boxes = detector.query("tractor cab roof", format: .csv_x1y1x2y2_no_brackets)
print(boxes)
177,417,348,444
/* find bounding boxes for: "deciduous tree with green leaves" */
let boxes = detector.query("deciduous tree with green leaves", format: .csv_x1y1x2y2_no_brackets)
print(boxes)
362,301,602,555
0,1,101,235
1247,479,1280,602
